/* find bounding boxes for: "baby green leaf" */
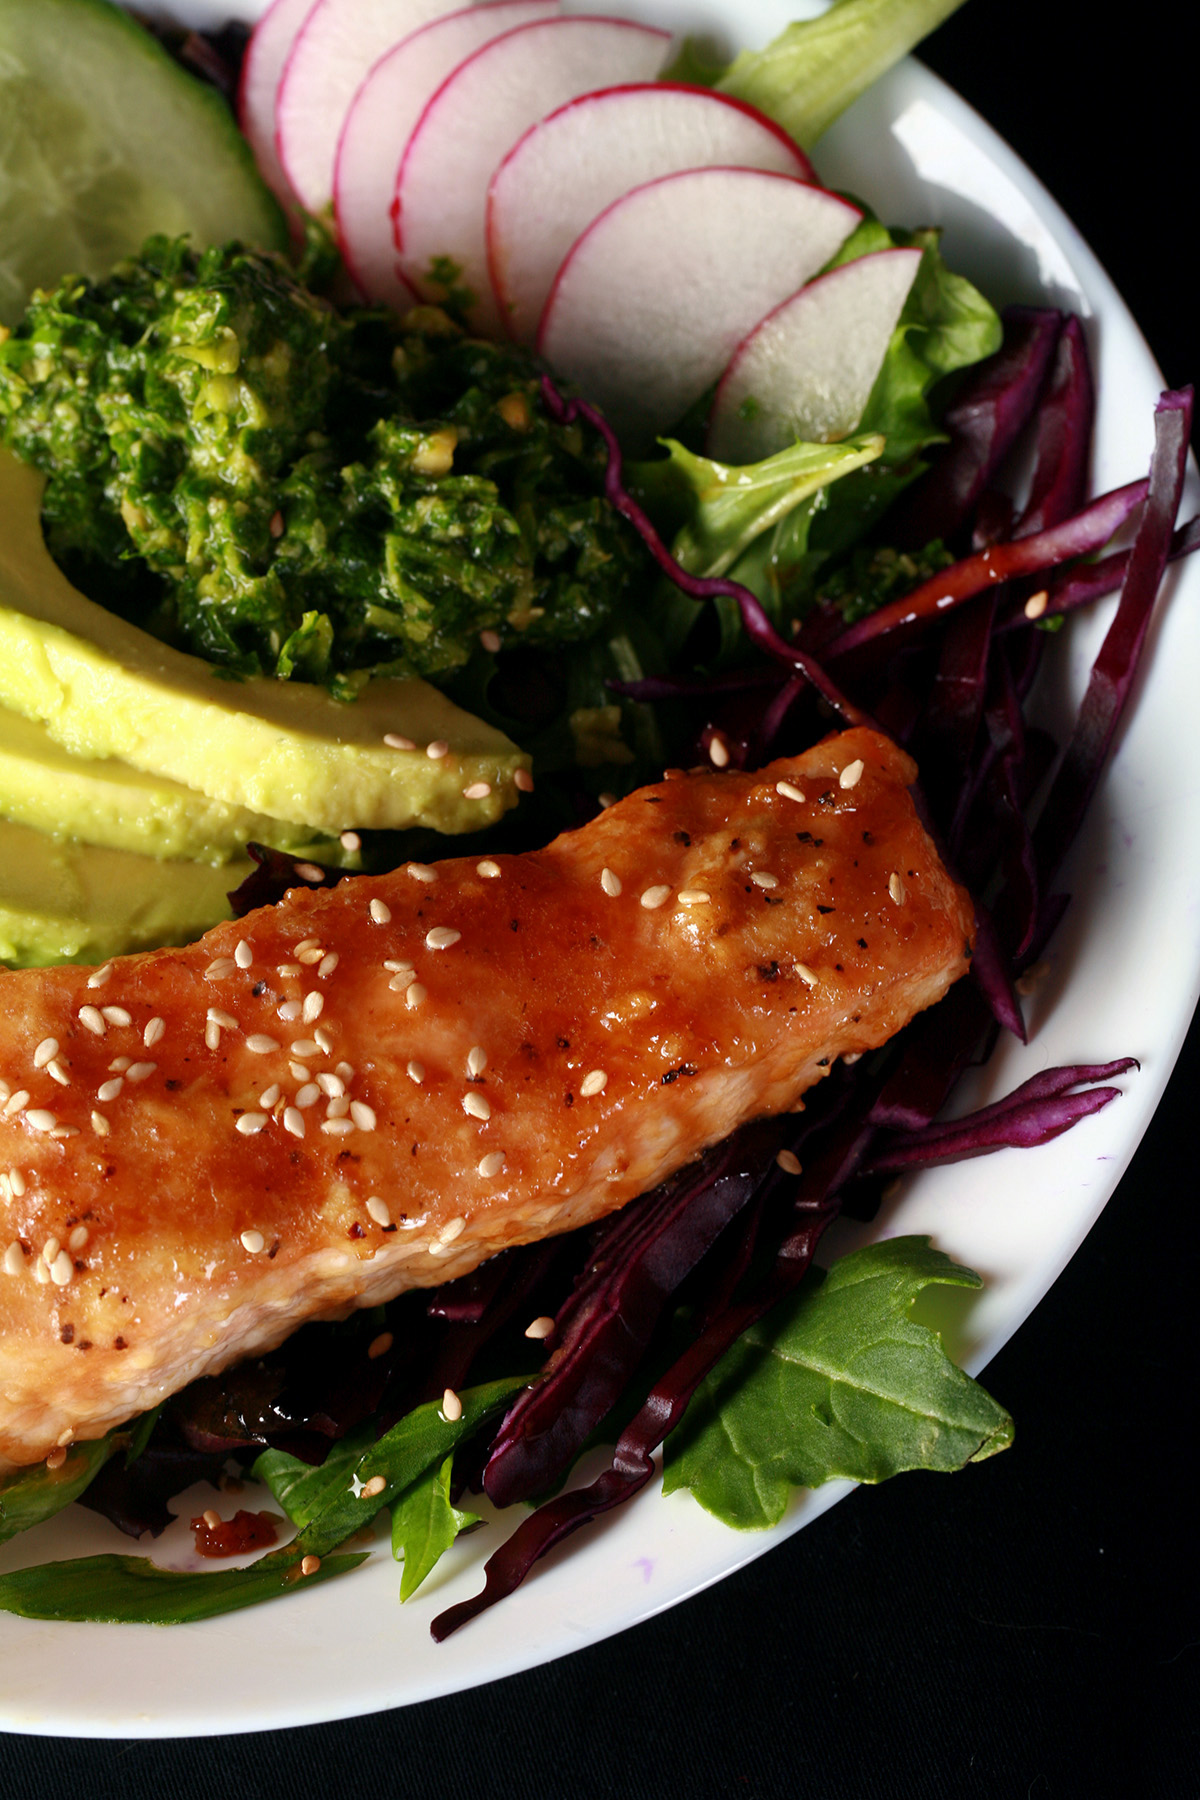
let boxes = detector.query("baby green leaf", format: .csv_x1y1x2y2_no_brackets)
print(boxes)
0,1551,367,1623
392,1453,480,1602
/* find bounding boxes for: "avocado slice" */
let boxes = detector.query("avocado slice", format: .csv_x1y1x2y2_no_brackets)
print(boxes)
0,817,252,968
0,450,529,835
0,703,336,864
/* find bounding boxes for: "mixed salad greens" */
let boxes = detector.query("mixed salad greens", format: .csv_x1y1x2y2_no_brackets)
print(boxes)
0,0,1195,1641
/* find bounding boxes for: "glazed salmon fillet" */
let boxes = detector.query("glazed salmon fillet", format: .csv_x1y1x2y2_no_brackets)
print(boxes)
0,727,973,1468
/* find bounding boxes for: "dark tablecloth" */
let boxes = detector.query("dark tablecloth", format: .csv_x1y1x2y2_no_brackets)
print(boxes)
4,3,1197,1792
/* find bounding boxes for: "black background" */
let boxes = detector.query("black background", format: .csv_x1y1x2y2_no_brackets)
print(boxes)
4,2,1197,1793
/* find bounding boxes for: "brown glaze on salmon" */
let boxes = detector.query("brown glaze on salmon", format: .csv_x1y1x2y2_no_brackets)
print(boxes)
0,728,973,1468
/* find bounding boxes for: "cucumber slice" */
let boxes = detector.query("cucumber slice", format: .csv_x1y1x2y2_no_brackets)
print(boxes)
0,0,287,326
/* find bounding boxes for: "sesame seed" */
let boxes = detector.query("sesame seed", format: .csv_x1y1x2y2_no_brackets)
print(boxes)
101,1006,131,1027
68,1225,89,1252
366,1196,391,1227
49,1127,78,1140
480,628,502,653
303,992,325,1023
407,1061,425,1085
442,1388,463,1422
33,1261,49,1285
439,1217,467,1246
463,781,492,800
408,863,438,883
388,971,416,993
45,1445,68,1470
369,898,391,924
888,873,906,904
3,1243,23,1277
361,1474,387,1500
236,1113,268,1136
1025,589,1049,620
300,1554,322,1577
426,926,461,950
50,1251,73,1286
143,1017,165,1048
317,952,339,978
751,872,778,890
839,759,865,790
776,781,805,803
677,890,711,906
340,831,362,852
125,1062,156,1083
207,1009,237,1031
708,735,730,768
641,885,671,910
294,862,325,882
240,1229,265,1254
278,965,302,979
234,940,253,969
843,1051,862,1065
278,1000,302,1022
283,1108,305,1138
202,1509,221,1530
2,1091,30,1118
46,1060,70,1088
56,1428,74,1447
426,740,450,761
384,732,416,751
33,1038,58,1069
297,946,325,965
368,1331,394,1359
289,1061,310,1081
598,792,617,809
259,1084,281,1108
7,1170,23,1196
295,939,320,955
477,1151,506,1178
600,867,622,897
525,1316,555,1341
109,1057,130,1072
384,959,414,974
317,1072,345,1098
466,1046,487,1078
348,1101,376,1133
314,1027,333,1054
405,983,427,1010
78,1006,106,1036
26,1110,57,1132
95,1076,121,1103
245,1035,279,1056
290,1039,322,1059
204,1022,221,1052
91,1112,109,1136
463,1092,491,1121
205,957,236,980
579,1070,608,1098
776,1149,802,1175
795,963,819,987
86,964,113,989
514,768,535,793
42,1236,59,1266
476,860,501,879
321,1118,355,1136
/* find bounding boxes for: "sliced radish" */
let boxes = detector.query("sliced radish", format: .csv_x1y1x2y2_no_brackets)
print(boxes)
238,0,318,209
335,0,559,308
277,0,465,217
537,169,862,449
707,248,924,462
394,15,671,336
487,83,813,344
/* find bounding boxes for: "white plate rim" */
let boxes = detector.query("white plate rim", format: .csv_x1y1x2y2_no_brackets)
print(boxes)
1,0,1197,1739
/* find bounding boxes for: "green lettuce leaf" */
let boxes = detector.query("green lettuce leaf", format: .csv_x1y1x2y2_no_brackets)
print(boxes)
717,0,967,149
663,1237,1013,1530
0,1550,367,1623
0,1432,121,1546
391,1452,480,1601
254,1375,525,1561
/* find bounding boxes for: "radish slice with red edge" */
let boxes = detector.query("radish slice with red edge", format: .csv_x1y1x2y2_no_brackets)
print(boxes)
536,168,862,450
277,0,467,217
706,246,922,461
486,82,813,344
334,0,560,307
393,14,671,336
237,0,318,209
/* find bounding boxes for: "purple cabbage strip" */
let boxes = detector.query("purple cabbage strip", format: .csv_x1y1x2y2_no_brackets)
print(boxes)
539,376,871,729
1032,388,1194,891
483,1126,781,1509
996,513,1200,634
891,306,1062,550
863,1058,1138,1172
1016,314,1095,537
825,477,1149,662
